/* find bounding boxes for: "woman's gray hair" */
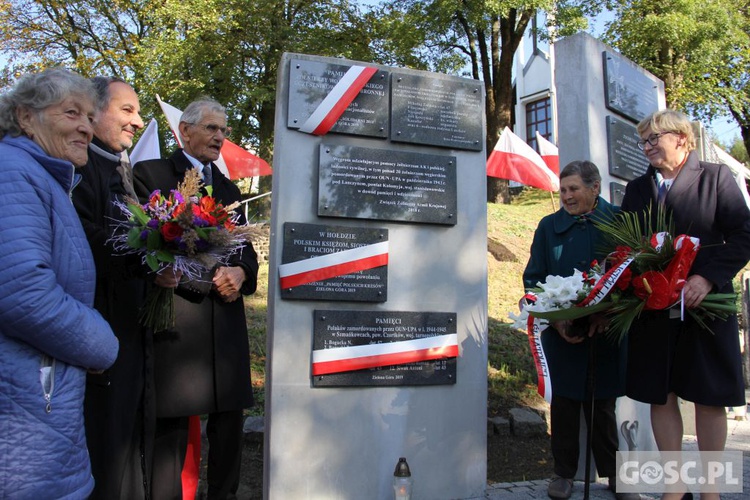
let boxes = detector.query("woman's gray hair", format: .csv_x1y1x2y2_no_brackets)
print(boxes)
0,68,96,137
178,98,226,143
560,160,602,193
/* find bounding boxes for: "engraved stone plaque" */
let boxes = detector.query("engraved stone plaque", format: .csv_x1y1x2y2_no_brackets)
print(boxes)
603,51,660,123
280,222,388,302
391,73,483,151
318,143,457,225
288,59,389,138
610,181,627,206
312,310,457,387
606,115,649,182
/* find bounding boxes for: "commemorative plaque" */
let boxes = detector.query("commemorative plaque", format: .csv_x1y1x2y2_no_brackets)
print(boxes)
606,116,649,182
390,73,483,151
311,310,457,387
287,59,390,138
603,51,660,123
279,222,388,302
318,143,458,225
610,182,627,206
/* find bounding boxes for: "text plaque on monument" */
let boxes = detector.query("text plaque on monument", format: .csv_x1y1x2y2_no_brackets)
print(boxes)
603,51,660,123
280,222,388,302
287,59,390,138
606,115,649,182
318,143,458,225
312,310,457,387
390,72,483,151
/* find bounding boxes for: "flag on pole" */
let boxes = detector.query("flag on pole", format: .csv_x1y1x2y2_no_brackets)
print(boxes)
155,95,272,179
129,118,161,165
486,127,560,192
535,131,560,175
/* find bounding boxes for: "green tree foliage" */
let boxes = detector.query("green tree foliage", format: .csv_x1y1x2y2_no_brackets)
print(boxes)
0,0,155,80
0,0,383,210
729,136,750,166
601,0,750,154
376,0,590,203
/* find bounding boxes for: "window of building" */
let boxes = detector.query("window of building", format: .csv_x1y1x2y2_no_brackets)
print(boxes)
525,97,551,152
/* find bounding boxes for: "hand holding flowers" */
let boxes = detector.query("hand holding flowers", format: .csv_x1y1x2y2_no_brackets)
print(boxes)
511,208,737,344
111,168,259,332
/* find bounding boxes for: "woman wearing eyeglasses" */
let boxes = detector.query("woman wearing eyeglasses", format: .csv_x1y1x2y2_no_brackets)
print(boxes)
622,109,750,500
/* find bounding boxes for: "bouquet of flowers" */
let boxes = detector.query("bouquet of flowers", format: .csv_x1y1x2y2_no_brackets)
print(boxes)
111,168,258,332
511,207,737,343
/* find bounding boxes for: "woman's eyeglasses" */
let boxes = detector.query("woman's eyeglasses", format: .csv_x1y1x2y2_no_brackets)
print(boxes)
637,131,677,150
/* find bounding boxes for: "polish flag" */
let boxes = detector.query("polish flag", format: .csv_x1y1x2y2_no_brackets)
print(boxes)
486,127,559,192
155,95,272,179
278,241,388,289
312,334,459,375
535,131,560,175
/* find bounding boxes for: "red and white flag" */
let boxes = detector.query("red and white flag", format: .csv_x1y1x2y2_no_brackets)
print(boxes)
298,65,378,135
312,334,459,375
535,131,559,175
278,241,388,289
155,95,272,179
486,127,559,192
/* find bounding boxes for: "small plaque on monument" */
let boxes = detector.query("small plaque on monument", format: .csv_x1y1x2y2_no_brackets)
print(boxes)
603,51,660,123
390,73,483,151
606,116,649,181
318,143,458,225
610,181,627,206
287,59,389,138
279,222,388,302
311,310,457,387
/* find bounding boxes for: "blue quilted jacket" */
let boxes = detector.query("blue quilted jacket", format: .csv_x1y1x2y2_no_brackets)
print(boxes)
0,135,119,499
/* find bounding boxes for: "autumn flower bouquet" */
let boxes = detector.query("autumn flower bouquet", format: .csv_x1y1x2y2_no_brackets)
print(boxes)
511,207,737,344
111,168,258,332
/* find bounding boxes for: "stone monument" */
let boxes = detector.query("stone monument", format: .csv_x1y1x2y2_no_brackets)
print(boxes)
264,52,489,499
555,32,666,205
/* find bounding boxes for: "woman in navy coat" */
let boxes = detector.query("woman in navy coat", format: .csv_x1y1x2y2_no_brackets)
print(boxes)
622,109,750,500
523,161,630,499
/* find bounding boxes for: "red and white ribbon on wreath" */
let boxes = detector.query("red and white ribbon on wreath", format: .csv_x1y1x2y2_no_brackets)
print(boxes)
311,334,458,375
526,313,552,403
278,241,388,289
577,257,635,307
298,65,378,135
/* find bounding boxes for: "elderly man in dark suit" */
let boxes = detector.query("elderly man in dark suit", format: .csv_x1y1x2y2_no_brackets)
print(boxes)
133,99,258,500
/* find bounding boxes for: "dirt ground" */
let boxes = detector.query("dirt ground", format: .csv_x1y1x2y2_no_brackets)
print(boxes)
195,425,553,498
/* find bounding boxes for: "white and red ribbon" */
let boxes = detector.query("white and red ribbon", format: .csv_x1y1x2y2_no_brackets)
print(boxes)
279,241,388,289
577,257,635,307
312,333,458,375
526,315,552,403
299,65,378,135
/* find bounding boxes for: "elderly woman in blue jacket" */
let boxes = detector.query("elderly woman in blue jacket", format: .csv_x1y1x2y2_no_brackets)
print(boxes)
0,68,119,498
523,161,633,500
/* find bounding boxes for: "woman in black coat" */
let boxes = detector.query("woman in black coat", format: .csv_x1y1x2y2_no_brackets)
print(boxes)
623,109,750,500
